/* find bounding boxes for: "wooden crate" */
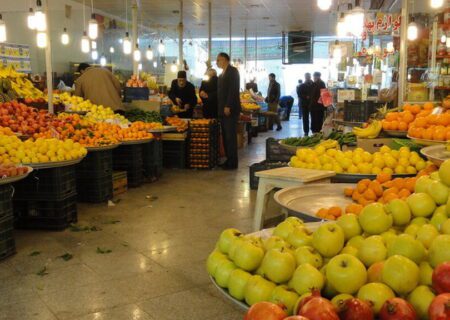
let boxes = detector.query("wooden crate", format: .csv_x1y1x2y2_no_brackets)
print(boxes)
113,171,128,197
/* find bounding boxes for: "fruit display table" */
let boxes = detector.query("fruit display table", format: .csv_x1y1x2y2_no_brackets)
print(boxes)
253,167,336,231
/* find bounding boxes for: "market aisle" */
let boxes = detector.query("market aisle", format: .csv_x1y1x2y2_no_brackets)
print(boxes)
0,119,302,320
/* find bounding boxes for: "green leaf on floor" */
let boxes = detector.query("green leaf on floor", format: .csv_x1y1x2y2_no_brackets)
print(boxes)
29,251,41,256
102,220,121,225
58,253,73,261
69,224,101,232
96,247,112,254
36,267,48,277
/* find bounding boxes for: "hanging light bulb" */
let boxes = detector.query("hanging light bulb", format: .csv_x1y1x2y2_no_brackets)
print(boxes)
109,46,115,54
100,54,107,66
407,18,419,41
146,46,154,60
133,44,141,62
317,0,332,11
170,61,178,73
34,4,46,32
158,40,165,54
153,61,157,68
81,31,90,53
91,40,97,50
0,14,6,43
336,13,347,37
88,15,98,40
91,50,98,60
441,34,447,43
27,8,36,30
138,63,143,71
36,31,47,48
430,0,445,9
61,28,69,45
446,37,450,48
387,42,394,53
123,32,132,55
349,2,364,37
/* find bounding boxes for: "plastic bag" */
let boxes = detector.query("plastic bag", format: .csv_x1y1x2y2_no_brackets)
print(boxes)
57,80,72,92
319,89,333,107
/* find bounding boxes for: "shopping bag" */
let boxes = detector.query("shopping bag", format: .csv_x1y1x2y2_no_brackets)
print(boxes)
319,89,333,107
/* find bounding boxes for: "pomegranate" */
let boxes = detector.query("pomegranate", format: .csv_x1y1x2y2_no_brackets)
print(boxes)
428,293,450,320
284,317,310,320
244,302,287,320
297,290,339,320
339,298,374,320
433,262,450,294
379,298,417,320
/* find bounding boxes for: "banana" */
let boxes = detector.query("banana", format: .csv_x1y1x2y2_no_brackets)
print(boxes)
353,120,382,139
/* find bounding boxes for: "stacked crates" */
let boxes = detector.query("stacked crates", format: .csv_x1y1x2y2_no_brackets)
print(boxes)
13,166,78,230
76,150,113,203
188,120,219,169
0,185,14,260
142,140,163,182
113,144,144,188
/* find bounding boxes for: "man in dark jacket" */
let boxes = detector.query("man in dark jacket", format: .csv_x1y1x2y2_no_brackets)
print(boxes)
265,73,282,131
168,71,197,118
298,73,314,136
217,52,241,170
245,78,258,93
199,69,218,119
310,72,327,134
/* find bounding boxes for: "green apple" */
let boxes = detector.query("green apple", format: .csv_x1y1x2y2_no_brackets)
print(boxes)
357,282,395,314
428,234,450,267
358,236,387,267
439,159,450,187
337,214,362,241
410,217,430,226
287,226,313,248
264,236,289,251
273,218,303,240
427,180,450,205
218,228,242,254
367,261,385,283
293,292,312,315
214,259,237,288
233,238,265,272
322,278,339,299
244,275,277,306
430,206,448,231
441,219,450,234
326,254,367,294
415,175,433,193
341,245,358,257
407,285,436,320
430,171,441,181
289,263,324,295
228,237,243,261
387,234,426,264
206,250,228,276
228,269,252,301
404,224,421,237
347,235,365,250
270,285,299,316
261,248,296,284
359,203,393,235
294,246,323,268
286,216,304,225
331,293,353,310
312,223,345,258
407,193,436,218
381,255,419,295
380,229,398,248
447,195,450,216
385,199,411,226
416,224,439,249
418,261,433,286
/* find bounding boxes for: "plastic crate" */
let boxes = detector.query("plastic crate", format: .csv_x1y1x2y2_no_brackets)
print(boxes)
0,238,15,261
142,141,163,180
113,171,127,196
0,185,13,218
14,193,78,230
113,145,144,188
76,149,113,178
123,87,149,102
13,166,77,201
343,100,388,123
163,140,187,169
266,138,294,163
77,176,113,203
0,216,14,242
249,161,288,190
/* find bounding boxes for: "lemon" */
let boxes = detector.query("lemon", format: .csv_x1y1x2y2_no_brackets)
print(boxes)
373,157,385,169
380,145,391,154
399,150,411,159
323,163,333,171
353,155,363,166
344,151,353,158
383,167,394,175
333,164,344,173
315,146,326,156
339,158,352,169
326,149,337,157
362,152,373,163
354,148,365,154
416,160,427,171
406,166,417,174
390,150,400,159
398,158,410,167
409,155,421,165
384,156,397,169
348,165,359,174
395,165,406,174
372,167,382,175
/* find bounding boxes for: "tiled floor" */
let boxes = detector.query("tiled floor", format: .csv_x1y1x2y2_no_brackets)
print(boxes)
0,118,303,320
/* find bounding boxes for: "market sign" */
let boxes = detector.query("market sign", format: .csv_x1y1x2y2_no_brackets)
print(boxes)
362,13,401,40
0,43,31,73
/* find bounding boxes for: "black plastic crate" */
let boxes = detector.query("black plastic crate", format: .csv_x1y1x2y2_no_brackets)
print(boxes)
113,145,144,187
163,140,187,169
266,138,294,163
0,216,14,242
343,100,389,123
77,176,113,203
0,185,13,217
249,161,288,190
14,193,78,230
0,238,15,261
143,141,163,180
76,149,113,178
13,166,77,201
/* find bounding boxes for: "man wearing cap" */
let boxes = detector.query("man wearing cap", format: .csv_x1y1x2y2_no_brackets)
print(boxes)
168,71,197,119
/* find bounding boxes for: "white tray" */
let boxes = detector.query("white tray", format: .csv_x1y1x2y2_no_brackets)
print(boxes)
148,126,177,133
86,144,120,152
121,138,154,145
0,167,33,185
23,157,85,169
421,145,450,166
407,135,447,146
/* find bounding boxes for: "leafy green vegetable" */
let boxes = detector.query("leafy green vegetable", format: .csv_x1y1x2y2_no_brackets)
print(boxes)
124,109,162,123
29,251,41,256
96,247,112,254
58,253,73,261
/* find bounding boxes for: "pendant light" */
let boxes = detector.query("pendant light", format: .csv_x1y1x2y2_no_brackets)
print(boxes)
170,61,178,73
407,17,418,41
91,40,97,50
100,54,107,66
27,8,36,30
36,31,47,48
133,44,141,62
61,28,69,45
34,0,46,32
317,0,332,11
158,40,165,54
123,32,132,54
109,46,115,53
91,50,98,60
88,0,98,39
336,13,347,38
81,32,90,53
349,0,364,38
0,14,6,43
430,0,444,9
138,63,143,71
146,45,153,60
153,61,157,68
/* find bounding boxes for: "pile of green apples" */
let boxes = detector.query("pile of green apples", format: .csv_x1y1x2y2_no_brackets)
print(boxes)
207,159,450,318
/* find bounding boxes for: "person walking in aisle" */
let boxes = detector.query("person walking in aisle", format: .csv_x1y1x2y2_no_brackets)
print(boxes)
297,73,314,136
265,73,282,131
199,69,218,119
217,52,241,170
310,72,327,134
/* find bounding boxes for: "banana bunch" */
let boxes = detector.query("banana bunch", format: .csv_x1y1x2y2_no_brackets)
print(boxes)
316,139,339,150
353,120,382,139
0,66,43,99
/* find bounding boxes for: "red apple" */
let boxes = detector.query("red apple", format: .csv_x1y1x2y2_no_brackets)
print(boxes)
432,262,450,294
367,261,385,283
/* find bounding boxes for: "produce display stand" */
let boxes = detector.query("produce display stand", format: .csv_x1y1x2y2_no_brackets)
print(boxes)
148,126,177,133
384,130,408,138
421,145,450,166
121,138,154,145
142,139,163,182
252,167,336,231
188,121,219,169
162,132,188,169
113,142,147,188
407,135,447,146
330,172,415,183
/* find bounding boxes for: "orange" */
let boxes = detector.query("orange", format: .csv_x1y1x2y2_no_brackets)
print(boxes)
363,189,377,201
399,189,411,199
357,180,369,193
369,180,383,197
398,121,409,131
410,105,421,114
344,187,354,197
390,120,399,130
383,193,399,203
316,208,329,218
383,187,399,198
353,204,364,215
325,214,337,221
402,111,415,124
383,180,395,188
386,113,398,121
392,178,405,190
329,206,343,217
377,172,392,184
423,102,434,110
382,121,391,131
352,191,362,202
415,117,427,128
404,178,417,192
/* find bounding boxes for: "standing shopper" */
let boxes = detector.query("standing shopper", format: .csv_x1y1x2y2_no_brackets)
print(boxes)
74,63,123,111
310,72,327,134
199,69,219,119
168,71,197,119
265,73,282,131
217,53,241,170
245,78,259,93
298,73,314,136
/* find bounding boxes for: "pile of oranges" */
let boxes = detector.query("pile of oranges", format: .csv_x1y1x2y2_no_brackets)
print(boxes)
130,121,163,131
407,110,450,141
316,204,364,220
119,124,154,141
166,116,188,132
0,126,14,136
381,103,434,132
